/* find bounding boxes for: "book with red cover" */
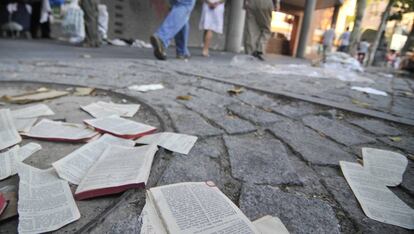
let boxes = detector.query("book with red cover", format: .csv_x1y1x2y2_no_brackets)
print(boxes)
0,193,7,217
84,116,156,139
75,144,158,200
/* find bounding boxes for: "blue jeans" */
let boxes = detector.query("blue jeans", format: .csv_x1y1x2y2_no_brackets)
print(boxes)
155,0,195,56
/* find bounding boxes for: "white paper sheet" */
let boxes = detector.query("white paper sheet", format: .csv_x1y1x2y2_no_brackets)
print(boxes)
128,84,164,92
140,202,168,234
362,148,408,186
0,143,42,180
11,104,54,119
13,117,37,132
340,161,414,229
22,119,98,141
136,132,197,155
16,163,80,234
253,215,290,234
81,101,140,118
84,116,156,138
53,134,135,184
351,87,388,96
0,109,22,150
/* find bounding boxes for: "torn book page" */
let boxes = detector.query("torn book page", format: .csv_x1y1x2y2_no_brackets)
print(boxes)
84,116,156,139
128,84,164,92
340,161,414,229
0,109,22,150
22,119,99,142
81,101,140,118
351,87,388,96
13,117,37,133
16,163,80,234
362,148,408,186
11,104,54,119
253,215,290,234
140,202,168,234
0,143,42,180
53,134,135,185
2,89,69,104
136,132,197,155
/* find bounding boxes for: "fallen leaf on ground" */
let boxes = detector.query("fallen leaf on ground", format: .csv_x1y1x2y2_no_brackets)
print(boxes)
388,136,402,142
227,87,244,96
351,99,370,108
176,95,192,101
74,87,95,96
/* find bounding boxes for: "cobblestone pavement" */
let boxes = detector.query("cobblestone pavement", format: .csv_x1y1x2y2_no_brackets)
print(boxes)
0,41,413,233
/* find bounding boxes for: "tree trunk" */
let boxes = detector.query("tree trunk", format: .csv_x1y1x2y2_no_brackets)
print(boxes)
348,0,367,55
401,22,414,55
367,0,394,66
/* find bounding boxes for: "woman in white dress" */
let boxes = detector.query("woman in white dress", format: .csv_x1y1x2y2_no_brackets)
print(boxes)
199,0,225,57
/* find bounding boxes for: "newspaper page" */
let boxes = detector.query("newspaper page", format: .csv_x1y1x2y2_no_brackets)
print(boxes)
11,104,54,119
16,163,80,233
0,109,22,150
0,143,42,180
136,132,198,155
81,101,140,118
22,119,98,141
340,161,414,229
362,148,408,186
75,144,158,196
53,134,135,184
3,89,69,104
140,201,168,234
252,215,290,234
14,117,37,132
84,116,156,138
148,182,259,234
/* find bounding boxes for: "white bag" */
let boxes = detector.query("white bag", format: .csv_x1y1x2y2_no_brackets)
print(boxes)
62,0,85,41
98,4,108,40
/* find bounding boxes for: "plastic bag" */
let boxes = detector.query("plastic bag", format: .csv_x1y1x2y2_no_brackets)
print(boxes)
61,0,85,42
98,4,108,40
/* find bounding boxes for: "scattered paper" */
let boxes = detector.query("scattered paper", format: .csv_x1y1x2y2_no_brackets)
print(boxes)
73,87,95,96
340,148,414,229
53,134,135,185
2,89,69,104
13,118,38,133
140,202,168,234
253,215,290,234
16,163,81,234
0,143,42,180
362,148,408,186
128,84,164,92
11,104,54,119
136,132,197,155
81,101,140,118
176,95,192,101
22,119,99,142
0,109,22,150
84,116,156,139
351,87,388,96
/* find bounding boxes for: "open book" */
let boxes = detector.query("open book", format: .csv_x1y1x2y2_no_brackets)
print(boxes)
84,116,156,139
142,182,259,234
75,144,158,200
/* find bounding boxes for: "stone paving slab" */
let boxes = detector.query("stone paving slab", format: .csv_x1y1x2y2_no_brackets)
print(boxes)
227,103,284,125
239,184,340,234
268,120,355,166
223,135,301,185
380,136,414,155
347,118,402,136
302,115,376,146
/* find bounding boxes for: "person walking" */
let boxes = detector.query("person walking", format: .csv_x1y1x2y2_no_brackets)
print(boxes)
338,26,350,52
199,0,225,57
80,0,100,47
357,39,370,65
150,0,196,60
322,26,335,62
244,0,280,61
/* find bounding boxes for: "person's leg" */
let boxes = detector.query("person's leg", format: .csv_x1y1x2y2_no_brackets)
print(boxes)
254,0,273,55
244,2,260,54
41,19,51,38
30,2,41,38
202,30,213,56
155,0,195,48
80,0,100,47
174,21,191,57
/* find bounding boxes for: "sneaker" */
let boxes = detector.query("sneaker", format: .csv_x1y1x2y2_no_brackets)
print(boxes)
150,35,167,60
176,54,191,60
252,51,265,61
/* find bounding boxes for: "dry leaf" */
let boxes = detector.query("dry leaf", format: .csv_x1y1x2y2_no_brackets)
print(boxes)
351,99,370,108
176,95,192,101
74,87,95,96
388,136,402,142
227,87,244,96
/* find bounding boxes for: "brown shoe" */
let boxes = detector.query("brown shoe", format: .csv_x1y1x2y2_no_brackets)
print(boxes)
150,35,167,60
